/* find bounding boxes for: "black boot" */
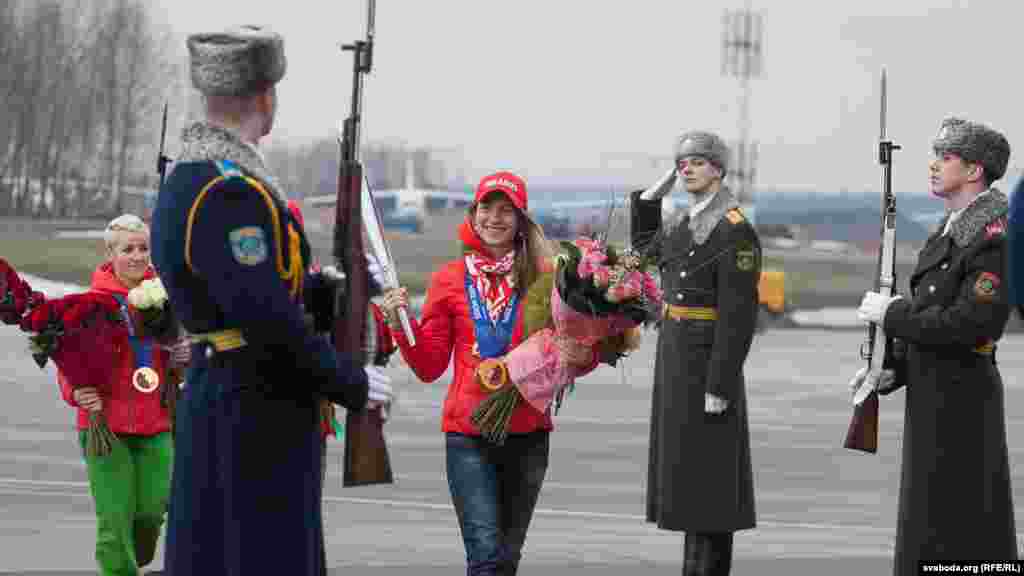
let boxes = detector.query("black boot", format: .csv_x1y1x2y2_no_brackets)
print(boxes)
682,532,733,576
134,520,162,567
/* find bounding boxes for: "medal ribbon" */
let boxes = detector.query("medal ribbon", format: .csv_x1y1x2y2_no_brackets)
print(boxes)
114,295,155,372
465,271,519,359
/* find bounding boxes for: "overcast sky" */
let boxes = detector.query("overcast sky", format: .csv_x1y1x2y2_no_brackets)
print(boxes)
155,0,1022,195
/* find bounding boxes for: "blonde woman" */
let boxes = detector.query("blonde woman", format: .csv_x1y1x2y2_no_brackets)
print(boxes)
58,213,189,576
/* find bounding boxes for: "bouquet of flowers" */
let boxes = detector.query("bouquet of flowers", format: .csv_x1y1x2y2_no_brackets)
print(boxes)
126,277,175,341
471,237,663,444
0,258,44,325
20,292,128,457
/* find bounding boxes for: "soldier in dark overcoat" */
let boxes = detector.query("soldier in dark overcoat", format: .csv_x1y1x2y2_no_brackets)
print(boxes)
630,131,761,576
149,25,390,575
855,117,1017,575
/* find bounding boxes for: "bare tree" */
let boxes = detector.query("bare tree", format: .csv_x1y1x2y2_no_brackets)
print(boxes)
0,0,184,218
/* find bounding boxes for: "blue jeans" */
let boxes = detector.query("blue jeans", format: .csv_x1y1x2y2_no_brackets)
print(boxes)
445,431,550,576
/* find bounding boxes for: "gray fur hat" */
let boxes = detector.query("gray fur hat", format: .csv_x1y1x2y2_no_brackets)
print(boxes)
674,130,730,174
187,25,286,97
932,117,1010,182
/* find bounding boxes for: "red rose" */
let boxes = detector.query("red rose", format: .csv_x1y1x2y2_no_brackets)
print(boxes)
0,260,44,324
20,301,52,333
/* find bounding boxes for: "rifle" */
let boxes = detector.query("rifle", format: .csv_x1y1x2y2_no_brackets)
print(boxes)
844,69,900,453
154,102,182,428
334,0,394,487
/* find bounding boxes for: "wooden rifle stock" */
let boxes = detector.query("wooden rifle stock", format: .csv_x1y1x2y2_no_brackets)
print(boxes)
843,389,879,453
334,0,393,487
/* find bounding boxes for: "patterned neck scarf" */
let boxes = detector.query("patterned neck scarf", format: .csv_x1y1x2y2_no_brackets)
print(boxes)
465,251,516,323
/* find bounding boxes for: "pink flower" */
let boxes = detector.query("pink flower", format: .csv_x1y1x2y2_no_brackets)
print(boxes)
576,248,607,279
605,275,642,303
591,267,612,289
641,273,663,305
573,237,601,252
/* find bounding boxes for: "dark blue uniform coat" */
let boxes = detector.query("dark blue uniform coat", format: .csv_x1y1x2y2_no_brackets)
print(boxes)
151,159,368,576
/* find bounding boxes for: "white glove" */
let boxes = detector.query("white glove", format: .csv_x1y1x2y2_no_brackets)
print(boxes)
847,366,896,402
704,393,729,414
320,264,345,283
639,166,678,201
857,291,902,324
366,253,388,288
366,364,394,403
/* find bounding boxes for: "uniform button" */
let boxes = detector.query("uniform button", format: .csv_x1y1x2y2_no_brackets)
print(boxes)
688,250,695,256
676,293,685,300
928,285,936,293
940,262,948,270
205,345,214,359
680,271,687,278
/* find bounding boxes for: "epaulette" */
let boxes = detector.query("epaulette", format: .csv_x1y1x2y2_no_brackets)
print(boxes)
725,208,745,225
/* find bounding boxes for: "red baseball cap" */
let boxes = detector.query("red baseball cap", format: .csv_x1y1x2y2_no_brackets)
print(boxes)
474,171,527,212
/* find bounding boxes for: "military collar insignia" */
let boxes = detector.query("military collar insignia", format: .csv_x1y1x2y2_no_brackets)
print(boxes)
178,121,287,203
985,216,1007,240
947,187,1009,247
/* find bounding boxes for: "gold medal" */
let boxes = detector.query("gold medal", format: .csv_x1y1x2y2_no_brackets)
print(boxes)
476,359,508,392
132,366,160,393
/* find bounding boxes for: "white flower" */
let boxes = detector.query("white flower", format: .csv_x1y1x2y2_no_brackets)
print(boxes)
128,278,168,310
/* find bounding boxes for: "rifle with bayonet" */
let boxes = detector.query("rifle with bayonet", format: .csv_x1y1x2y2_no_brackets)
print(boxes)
333,0,397,486
155,102,182,432
844,68,901,453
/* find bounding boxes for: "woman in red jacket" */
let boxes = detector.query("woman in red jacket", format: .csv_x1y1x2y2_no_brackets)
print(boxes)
59,214,189,576
380,171,600,576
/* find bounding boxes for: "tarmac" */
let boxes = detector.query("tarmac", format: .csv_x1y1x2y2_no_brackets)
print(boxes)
2,275,1024,574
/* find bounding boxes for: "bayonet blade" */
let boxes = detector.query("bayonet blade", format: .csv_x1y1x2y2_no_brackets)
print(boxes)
159,103,168,156
879,68,887,141
367,0,376,39
157,102,169,177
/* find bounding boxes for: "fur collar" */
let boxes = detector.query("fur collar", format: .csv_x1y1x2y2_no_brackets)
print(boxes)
934,187,1008,247
177,121,286,203
675,186,740,245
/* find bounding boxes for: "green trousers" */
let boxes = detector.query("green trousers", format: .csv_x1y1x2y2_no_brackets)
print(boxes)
79,431,173,576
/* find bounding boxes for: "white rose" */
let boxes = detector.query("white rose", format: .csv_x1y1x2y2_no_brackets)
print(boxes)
128,278,167,310
127,285,148,309
142,278,167,307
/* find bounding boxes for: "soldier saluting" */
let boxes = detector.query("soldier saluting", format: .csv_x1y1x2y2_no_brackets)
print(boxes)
150,25,391,575
855,117,1017,574
630,131,761,576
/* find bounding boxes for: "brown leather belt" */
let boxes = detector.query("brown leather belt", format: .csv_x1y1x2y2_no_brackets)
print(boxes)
663,303,718,321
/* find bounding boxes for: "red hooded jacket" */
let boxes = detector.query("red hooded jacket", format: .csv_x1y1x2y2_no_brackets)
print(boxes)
58,262,172,436
392,219,600,436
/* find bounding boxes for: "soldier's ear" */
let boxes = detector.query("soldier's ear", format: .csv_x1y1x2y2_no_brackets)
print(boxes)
966,162,984,183
253,88,274,118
